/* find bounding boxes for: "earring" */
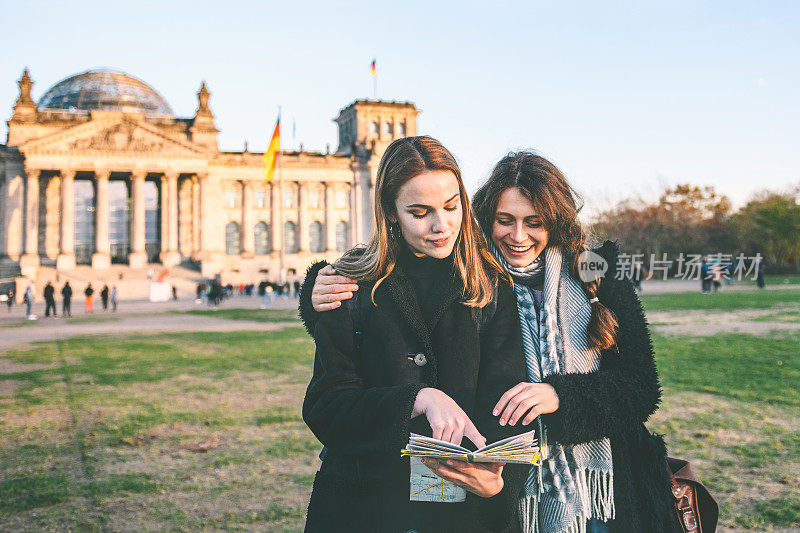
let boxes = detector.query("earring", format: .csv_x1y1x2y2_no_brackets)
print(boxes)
388,223,400,240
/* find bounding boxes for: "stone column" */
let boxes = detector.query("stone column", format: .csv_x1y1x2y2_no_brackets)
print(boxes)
353,181,364,245
88,170,110,270
325,183,336,252
298,182,309,252
270,181,282,253
128,171,148,268
161,171,181,267
241,180,254,257
159,175,168,259
20,166,40,276
191,176,200,256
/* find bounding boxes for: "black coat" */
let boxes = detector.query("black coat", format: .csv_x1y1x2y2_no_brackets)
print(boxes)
300,256,529,533
300,241,676,533
539,241,675,533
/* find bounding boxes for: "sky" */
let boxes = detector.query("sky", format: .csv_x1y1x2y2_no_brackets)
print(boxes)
1,0,798,215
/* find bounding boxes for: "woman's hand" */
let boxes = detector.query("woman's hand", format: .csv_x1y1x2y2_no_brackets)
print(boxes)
311,265,359,312
421,458,505,498
413,388,486,448
493,382,559,426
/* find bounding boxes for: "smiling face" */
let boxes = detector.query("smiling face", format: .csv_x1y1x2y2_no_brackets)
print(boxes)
491,187,549,268
391,170,462,259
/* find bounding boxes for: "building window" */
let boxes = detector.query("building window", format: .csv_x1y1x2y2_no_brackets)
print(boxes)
226,190,237,208
336,190,347,208
255,190,266,208
108,180,129,263
399,122,407,136
370,121,379,134
310,191,321,209
254,221,270,255
225,221,241,255
283,191,294,209
336,221,349,252
144,180,160,262
283,221,298,253
74,179,96,264
309,221,324,253
384,121,393,135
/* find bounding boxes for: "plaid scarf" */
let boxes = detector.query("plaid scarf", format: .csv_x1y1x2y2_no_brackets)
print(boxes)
486,240,615,533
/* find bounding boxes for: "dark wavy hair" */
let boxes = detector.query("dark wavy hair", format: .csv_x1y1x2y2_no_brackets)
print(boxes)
472,152,619,351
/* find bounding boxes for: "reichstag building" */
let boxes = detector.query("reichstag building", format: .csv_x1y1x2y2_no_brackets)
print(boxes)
0,68,419,280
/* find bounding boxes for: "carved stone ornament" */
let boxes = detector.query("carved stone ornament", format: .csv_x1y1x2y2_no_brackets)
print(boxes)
69,123,166,152
16,68,35,106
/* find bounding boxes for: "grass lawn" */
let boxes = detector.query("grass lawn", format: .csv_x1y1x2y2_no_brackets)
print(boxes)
641,287,800,312
1,288,798,530
0,326,317,531
176,308,299,323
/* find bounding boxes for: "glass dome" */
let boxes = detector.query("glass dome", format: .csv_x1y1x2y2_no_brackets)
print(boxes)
38,69,174,116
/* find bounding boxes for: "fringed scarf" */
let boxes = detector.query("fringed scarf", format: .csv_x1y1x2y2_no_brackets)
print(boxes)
486,240,615,533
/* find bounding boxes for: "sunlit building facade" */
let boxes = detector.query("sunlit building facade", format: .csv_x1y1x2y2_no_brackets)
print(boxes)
0,69,419,280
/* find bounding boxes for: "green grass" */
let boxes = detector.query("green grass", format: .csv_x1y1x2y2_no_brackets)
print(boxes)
653,332,800,405
766,274,800,285
0,327,317,531
176,308,299,322
641,287,800,312
2,290,799,530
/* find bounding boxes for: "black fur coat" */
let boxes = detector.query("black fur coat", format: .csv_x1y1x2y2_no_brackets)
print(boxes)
299,242,676,533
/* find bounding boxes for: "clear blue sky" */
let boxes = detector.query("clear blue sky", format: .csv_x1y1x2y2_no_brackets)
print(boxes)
2,0,798,213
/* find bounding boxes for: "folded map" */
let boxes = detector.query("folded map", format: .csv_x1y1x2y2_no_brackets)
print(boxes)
401,430,541,465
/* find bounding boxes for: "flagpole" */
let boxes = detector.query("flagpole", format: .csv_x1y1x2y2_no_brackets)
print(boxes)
277,106,284,284
374,72,377,100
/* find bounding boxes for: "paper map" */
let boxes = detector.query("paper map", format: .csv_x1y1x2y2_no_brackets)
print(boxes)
409,457,466,503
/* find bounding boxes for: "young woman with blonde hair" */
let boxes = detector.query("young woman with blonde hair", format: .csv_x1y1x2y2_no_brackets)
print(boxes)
301,136,529,532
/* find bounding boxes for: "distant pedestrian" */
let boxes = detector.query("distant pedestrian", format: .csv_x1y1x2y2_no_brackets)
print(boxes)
700,257,710,293
62,281,72,317
6,288,14,313
711,260,723,292
171,285,178,300
84,283,94,313
100,284,109,311
756,262,766,289
43,281,57,317
24,282,35,319
110,286,118,312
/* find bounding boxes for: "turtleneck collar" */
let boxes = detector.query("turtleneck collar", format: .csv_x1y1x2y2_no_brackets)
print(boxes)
395,240,454,280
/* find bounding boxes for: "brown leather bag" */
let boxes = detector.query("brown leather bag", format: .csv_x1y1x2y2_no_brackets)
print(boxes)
667,457,719,532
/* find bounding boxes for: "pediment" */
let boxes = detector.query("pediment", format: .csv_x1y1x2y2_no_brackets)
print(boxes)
19,117,207,157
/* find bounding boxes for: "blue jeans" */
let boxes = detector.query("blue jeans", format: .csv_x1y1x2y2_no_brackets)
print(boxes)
587,518,609,533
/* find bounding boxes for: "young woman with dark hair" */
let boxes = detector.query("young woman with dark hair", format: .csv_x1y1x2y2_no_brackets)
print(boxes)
304,151,675,533
301,136,530,532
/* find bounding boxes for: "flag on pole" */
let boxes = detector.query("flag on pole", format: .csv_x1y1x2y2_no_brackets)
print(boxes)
263,117,280,181
370,59,376,76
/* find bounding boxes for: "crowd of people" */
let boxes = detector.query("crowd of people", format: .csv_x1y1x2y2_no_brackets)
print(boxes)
194,279,301,308
16,280,118,320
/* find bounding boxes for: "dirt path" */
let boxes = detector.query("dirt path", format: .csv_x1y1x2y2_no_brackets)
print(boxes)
649,304,800,337
0,312,298,353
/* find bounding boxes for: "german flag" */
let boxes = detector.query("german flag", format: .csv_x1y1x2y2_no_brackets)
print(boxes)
263,118,280,181
370,59,376,76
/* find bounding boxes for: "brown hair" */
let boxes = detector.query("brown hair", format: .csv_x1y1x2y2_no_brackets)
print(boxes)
472,152,619,350
334,136,501,307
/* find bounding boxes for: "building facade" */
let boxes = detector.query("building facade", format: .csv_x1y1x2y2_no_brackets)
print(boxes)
0,68,419,280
